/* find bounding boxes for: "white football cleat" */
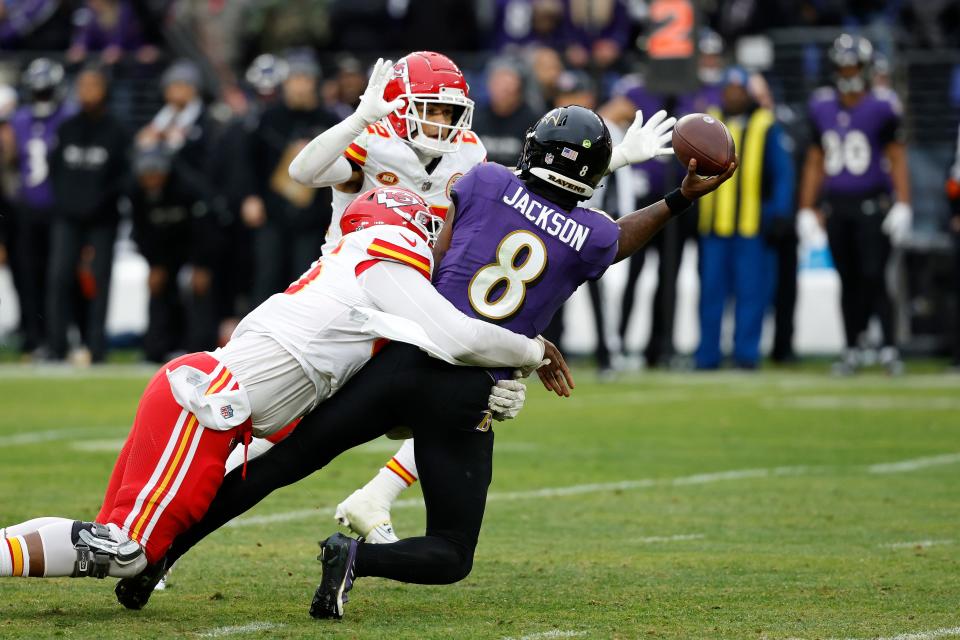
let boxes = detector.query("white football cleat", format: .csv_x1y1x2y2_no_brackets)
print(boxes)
334,489,399,544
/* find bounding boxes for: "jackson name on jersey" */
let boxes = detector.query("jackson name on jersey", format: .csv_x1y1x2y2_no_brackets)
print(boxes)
323,122,487,255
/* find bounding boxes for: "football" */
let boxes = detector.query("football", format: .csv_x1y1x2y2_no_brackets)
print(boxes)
671,113,736,176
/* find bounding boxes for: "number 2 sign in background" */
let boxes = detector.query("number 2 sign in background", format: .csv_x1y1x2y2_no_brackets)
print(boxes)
646,0,699,96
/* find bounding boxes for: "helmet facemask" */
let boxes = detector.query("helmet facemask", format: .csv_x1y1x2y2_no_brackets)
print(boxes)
396,88,474,157
399,208,444,247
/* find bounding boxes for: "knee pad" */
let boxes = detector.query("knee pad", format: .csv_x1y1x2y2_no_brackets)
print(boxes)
72,522,147,579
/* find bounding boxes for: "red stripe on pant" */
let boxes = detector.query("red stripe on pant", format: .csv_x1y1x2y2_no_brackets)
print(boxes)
96,352,251,564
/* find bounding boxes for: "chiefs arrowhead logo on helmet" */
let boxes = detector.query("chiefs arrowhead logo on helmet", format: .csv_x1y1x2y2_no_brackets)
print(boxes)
340,187,445,248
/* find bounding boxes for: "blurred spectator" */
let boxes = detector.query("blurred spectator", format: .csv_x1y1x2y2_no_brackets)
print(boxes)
323,55,365,121
46,65,129,363
204,53,290,343
527,45,565,111
695,67,794,370
491,0,566,52
242,0,330,59
399,0,480,51
137,58,223,352
4,58,74,357
0,84,16,274
170,0,251,113
129,146,195,362
0,0,72,50
796,35,911,376
242,54,336,305
899,0,960,49
946,125,960,369
677,30,725,116
602,73,684,367
472,60,538,167
563,0,629,70
67,0,159,66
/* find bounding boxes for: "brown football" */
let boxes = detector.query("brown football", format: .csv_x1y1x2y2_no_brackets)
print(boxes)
672,113,736,176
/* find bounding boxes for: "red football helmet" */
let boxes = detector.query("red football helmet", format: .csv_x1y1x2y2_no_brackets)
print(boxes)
383,51,474,156
340,187,445,247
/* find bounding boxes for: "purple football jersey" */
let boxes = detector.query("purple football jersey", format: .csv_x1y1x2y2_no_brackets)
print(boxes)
807,87,901,196
435,163,619,340
11,104,73,209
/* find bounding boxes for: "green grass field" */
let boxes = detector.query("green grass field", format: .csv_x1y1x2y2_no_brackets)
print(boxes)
1,365,958,639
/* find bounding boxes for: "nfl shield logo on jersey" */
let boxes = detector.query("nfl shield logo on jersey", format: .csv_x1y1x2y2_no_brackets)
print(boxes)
220,405,234,420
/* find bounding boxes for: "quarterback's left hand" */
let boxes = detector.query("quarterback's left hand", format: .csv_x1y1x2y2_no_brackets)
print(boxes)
882,202,912,246
488,379,526,421
609,110,677,173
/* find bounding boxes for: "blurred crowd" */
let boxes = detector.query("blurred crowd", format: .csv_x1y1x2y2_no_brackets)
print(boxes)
0,0,958,371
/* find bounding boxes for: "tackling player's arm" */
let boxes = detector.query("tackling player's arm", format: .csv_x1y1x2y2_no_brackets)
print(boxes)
613,158,737,263
288,58,401,193
362,259,547,370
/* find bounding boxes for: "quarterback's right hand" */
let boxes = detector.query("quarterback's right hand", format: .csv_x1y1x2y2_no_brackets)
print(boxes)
355,58,406,126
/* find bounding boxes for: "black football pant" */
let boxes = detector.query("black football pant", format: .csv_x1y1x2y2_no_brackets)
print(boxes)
617,220,684,366
165,342,496,584
824,194,895,349
13,209,51,353
46,219,116,362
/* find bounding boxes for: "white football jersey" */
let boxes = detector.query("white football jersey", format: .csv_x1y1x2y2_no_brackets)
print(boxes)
229,224,434,431
322,121,487,255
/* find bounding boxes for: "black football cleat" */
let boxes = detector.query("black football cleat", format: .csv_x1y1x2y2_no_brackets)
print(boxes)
115,556,168,610
309,533,359,620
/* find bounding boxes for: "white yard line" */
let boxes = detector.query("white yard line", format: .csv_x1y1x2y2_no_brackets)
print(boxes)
197,622,284,637
227,449,960,529
502,630,587,640
832,626,960,640
765,396,960,411
868,453,960,474
0,428,120,447
880,539,954,549
228,466,811,528
70,438,126,452
633,534,705,543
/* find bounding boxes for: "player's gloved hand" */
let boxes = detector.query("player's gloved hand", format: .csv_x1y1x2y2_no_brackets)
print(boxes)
796,207,827,248
882,201,913,246
608,110,677,173
488,379,526,421
353,58,406,127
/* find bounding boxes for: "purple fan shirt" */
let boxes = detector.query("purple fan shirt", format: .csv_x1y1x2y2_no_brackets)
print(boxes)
435,163,619,350
807,87,902,196
10,103,73,210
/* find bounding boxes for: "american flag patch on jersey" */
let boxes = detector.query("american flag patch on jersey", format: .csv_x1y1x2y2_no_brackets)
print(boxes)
561,147,578,161
220,405,234,420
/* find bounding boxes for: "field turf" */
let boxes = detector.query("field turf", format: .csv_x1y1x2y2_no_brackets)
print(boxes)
0,365,958,639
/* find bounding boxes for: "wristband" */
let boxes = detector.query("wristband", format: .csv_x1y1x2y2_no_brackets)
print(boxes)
665,188,692,216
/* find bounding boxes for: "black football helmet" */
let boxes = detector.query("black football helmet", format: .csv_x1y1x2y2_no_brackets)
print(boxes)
517,105,612,199
22,57,64,117
829,34,873,95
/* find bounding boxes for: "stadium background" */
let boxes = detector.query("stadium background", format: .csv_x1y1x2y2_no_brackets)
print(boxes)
0,0,958,365
1,3,959,638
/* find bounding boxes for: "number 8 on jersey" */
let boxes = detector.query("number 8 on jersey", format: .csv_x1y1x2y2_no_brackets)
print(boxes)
468,230,547,320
